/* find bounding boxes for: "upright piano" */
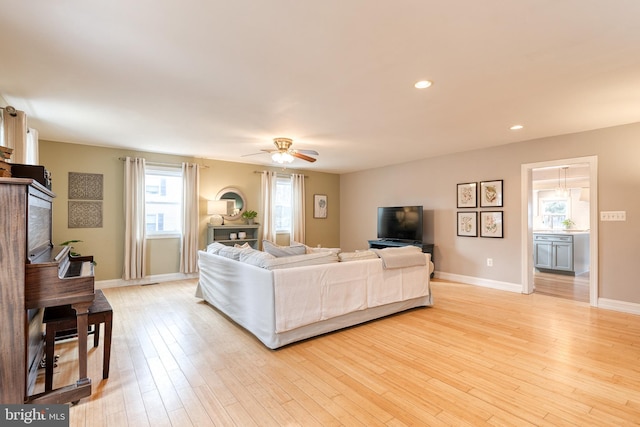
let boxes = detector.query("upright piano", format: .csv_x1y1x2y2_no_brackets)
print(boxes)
0,178,95,404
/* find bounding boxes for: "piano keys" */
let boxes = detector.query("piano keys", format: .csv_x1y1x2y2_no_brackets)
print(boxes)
25,244,95,310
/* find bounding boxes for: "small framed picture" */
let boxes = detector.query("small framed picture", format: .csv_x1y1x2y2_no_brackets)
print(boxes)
480,180,503,207
314,194,327,218
480,211,503,238
457,182,477,208
457,211,478,237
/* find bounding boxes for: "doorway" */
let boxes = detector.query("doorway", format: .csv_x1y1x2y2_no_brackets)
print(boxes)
520,156,599,306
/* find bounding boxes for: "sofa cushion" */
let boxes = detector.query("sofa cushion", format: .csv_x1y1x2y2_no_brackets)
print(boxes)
240,248,276,268
206,242,228,255
263,240,307,257
263,251,339,270
338,250,379,262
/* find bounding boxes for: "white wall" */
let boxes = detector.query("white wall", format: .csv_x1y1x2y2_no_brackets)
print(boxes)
340,122,640,305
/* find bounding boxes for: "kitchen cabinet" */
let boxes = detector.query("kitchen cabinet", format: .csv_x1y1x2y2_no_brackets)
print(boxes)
534,233,589,275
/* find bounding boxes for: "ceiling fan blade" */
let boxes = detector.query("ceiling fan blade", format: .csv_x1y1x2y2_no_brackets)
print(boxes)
292,152,317,162
241,151,268,157
296,149,319,155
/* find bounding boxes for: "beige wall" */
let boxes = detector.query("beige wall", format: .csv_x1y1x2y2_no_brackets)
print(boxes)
340,122,640,304
39,140,340,281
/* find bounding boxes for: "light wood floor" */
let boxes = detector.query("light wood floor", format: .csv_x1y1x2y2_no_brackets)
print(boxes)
36,279,640,426
534,271,590,302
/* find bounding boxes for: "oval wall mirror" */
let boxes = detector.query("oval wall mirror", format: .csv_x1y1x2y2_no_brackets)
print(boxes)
216,187,246,221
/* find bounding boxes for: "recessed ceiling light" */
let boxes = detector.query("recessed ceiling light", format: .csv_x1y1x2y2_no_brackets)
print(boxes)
414,80,432,89
510,124,524,130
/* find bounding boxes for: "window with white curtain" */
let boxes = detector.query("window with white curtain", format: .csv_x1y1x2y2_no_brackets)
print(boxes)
274,176,292,233
145,165,182,237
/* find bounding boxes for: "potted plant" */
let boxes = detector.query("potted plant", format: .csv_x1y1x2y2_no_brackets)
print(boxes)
561,218,575,230
242,210,258,225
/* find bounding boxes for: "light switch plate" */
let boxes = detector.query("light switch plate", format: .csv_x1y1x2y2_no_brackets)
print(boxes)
600,211,626,221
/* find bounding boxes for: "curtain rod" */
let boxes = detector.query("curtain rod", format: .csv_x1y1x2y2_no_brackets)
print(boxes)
254,170,308,178
118,157,209,168
0,106,18,117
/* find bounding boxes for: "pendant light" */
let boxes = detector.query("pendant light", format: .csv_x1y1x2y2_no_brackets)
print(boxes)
555,167,569,197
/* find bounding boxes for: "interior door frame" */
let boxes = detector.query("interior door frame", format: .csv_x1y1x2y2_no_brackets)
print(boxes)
520,156,599,306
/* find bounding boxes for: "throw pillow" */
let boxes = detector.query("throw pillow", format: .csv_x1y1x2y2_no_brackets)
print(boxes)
218,245,249,261
262,240,306,257
240,248,276,268
206,242,227,255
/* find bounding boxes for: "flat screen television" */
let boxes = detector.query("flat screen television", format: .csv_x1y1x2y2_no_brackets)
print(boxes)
377,206,423,243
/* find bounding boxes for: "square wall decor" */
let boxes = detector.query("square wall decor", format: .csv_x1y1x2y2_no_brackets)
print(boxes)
68,201,103,228
69,172,104,200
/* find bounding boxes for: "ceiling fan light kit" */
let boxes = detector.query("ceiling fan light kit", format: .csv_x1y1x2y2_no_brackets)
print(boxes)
244,137,319,164
272,151,294,164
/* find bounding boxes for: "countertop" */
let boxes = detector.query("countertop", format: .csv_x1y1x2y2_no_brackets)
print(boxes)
533,230,590,234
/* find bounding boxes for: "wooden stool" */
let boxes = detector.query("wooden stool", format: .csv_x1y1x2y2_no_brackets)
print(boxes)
43,289,113,392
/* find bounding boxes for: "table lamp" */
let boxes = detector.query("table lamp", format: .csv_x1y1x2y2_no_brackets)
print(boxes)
208,200,234,225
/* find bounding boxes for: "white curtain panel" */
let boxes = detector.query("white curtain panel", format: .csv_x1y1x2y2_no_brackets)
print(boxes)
1,109,28,163
260,170,278,242
180,162,200,273
291,173,305,243
123,157,146,280
25,128,39,165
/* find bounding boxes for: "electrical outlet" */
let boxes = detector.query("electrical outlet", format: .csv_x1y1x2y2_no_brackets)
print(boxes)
487,258,493,267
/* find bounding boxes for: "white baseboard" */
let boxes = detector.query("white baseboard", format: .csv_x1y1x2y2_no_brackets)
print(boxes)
434,271,523,293
97,272,199,289
435,271,640,316
597,298,640,316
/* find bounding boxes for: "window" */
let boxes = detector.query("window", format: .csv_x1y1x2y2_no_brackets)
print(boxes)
145,165,182,237
540,198,570,229
274,176,292,232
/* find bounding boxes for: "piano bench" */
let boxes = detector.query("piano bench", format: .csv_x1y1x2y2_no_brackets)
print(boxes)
42,289,113,392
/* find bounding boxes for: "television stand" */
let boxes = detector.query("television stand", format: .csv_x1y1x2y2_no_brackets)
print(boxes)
368,240,434,276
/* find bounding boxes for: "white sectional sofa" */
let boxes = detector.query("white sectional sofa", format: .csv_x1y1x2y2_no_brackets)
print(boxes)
196,243,433,349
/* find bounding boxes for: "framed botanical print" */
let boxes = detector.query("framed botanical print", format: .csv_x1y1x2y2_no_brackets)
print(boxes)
314,194,327,218
457,182,477,208
480,180,503,207
457,211,478,237
480,211,503,238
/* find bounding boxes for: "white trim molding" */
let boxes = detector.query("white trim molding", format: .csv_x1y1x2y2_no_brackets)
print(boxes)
435,271,522,293
521,155,598,306
97,272,199,289
597,298,640,316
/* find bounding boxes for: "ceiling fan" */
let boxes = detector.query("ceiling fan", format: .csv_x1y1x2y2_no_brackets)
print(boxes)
243,138,319,164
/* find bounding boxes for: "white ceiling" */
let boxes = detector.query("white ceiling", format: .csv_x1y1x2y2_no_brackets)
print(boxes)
2,1,640,174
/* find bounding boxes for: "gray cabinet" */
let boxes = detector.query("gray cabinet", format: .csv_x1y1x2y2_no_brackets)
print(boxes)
207,224,260,249
534,233,589,275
